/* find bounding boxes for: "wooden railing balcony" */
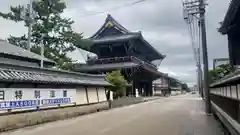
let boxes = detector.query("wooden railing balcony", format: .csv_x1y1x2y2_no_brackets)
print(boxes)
210,72,240,135
87,56,157,70
130,56,157,70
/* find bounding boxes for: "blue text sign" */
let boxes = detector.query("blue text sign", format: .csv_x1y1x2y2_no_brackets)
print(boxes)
42,98,71,105
0,100,37,109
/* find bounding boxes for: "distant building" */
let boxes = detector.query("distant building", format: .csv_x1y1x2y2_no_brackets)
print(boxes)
153,76,169,96
0,40,111,113
153,75,183,96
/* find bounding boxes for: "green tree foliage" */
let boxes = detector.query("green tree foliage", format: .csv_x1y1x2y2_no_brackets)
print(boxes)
106,71,127,98
0,0,91,70
181,83,190,92
169,78,178,87
209,64,232,83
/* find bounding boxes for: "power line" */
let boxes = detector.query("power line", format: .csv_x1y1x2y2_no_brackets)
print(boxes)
20,0,35,51
183,0,203,99
183,0,211,114
78,0,152,17
188,21,197,62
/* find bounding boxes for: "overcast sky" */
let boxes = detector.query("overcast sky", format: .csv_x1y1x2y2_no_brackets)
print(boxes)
0,0,231,86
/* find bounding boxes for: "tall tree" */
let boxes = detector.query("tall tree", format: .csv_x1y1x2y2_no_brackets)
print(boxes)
0,0,90,70
169,78,179,87
209,64,233,83
181,83,190,92
106,70,127,98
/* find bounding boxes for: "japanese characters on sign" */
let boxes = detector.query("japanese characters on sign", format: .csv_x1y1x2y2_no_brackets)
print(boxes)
42,98,71,105
0,98,71,109
0,100,37,109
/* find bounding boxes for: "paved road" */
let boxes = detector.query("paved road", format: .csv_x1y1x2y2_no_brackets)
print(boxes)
1,94,224,135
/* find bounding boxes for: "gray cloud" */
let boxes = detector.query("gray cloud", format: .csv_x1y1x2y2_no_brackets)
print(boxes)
0,0,232,86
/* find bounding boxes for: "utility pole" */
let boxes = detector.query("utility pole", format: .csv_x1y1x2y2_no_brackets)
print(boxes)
197,20,203,99
20,0,35,51
199,0,211,114
183,0,204,98
40,34,44,68
27,0,33,51
197,47,204,98
183,0,211,114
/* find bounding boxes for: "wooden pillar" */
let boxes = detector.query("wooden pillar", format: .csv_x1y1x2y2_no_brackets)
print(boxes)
141,83,146,97
238,85,240,123
85,86,89,104
132,79,136,97
104,87,107,95
96,88,99,102
137,83,143,96
143,82,148,97
238,103,240,123
144,81,153,97
146,83,149,97
149,81,153,96
236,85,239,99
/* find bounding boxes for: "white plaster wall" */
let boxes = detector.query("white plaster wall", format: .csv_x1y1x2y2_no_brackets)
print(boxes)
226,87,229,97
231,86,237,98
171,91,176,95
238,84,240,99
87,87,98,103
218,88,220,95
210,88,213,94
98,87,106,102
223,87,226,96
75,87,88,105
0,88,37,101
155,91,161,94
215,88,218,95
0,88,76,100
177,91,181,94
222,87,224,95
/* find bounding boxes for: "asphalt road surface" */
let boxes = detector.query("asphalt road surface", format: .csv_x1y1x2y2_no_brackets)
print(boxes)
1,94,224,135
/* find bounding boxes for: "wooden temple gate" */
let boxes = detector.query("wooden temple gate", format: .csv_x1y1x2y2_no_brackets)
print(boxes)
74,14,166,97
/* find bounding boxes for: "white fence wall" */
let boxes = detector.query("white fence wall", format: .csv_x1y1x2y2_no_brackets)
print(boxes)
88,87,98,103
98,87,106,102
0,88,76,101
75,87,88,105
0,86,108,113
210,86,240,99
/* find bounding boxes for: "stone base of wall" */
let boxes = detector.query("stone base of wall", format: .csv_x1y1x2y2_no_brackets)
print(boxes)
110,97,144,108
0,97,161,133
0,102,109,132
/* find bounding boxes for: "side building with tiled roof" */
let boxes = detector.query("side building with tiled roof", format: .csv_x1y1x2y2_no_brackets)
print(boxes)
153,75,184,96
0,40,111,113
0,40,55,68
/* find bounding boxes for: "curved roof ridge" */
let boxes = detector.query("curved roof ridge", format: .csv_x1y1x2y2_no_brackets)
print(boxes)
219,0,240,34
105,14,130,33
90,14,133,39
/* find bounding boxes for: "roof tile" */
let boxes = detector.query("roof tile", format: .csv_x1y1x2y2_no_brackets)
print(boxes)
0,68,111,86
0,41,55,64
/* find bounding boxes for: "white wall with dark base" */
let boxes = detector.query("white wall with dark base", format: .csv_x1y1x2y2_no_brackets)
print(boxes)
87,87,98,103
98,87,107,102
75,87,88,105
0,86,108,113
